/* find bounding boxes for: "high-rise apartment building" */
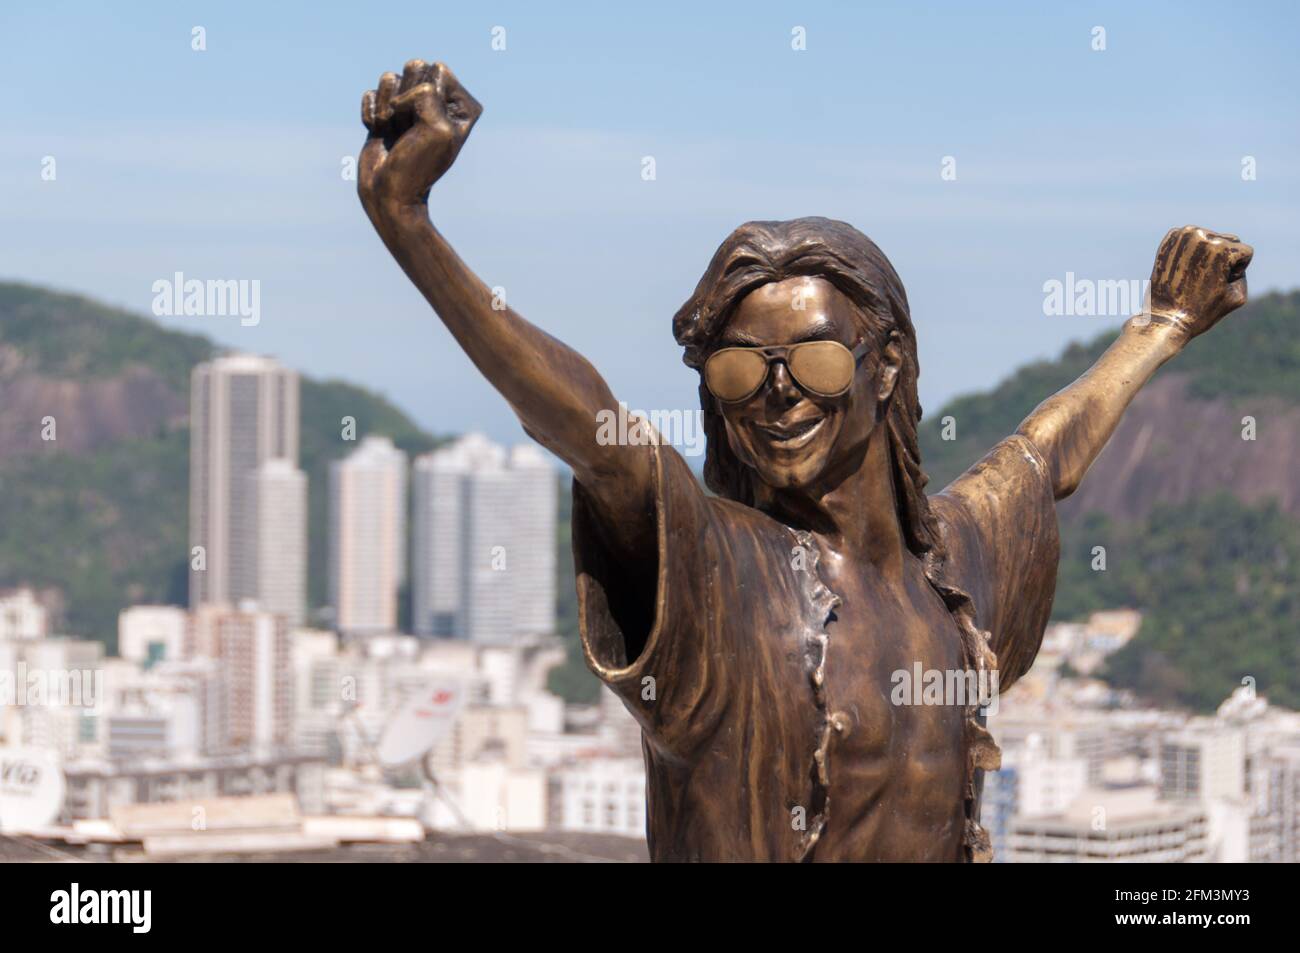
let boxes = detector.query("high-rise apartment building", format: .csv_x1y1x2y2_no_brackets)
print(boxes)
411,434,556,643
503,444,559,638
329,436,408,635
190,604,291,753
189,354,306,624
251,460,307,625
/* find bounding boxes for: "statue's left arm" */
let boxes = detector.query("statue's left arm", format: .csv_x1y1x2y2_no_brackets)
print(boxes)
1016,226,1253,500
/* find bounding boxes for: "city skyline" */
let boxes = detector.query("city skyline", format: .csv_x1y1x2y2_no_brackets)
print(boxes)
184,350,563,637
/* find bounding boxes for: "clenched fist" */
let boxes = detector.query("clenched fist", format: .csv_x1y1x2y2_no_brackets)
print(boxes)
1147,225,1253,343
359,60,483,221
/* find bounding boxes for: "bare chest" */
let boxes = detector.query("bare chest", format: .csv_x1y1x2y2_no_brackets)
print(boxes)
818,573,970,813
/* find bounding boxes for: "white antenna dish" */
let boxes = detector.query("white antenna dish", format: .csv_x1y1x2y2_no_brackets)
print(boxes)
377,678,466,768
0,747,65,832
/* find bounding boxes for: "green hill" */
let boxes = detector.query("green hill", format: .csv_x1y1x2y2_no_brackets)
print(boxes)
1056,494,1300,710
0,282,439,648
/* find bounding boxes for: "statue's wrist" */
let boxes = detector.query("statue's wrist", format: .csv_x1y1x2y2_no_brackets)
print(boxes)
379,195,429,224
369,197,431,240
1127,309,1190,354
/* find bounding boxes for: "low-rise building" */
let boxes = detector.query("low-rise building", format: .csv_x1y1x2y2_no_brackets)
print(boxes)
1005,786,1208,863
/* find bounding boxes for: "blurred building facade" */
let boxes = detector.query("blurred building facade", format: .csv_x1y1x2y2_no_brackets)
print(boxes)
411,434,556,643
189,354,306,624
330,436,407,635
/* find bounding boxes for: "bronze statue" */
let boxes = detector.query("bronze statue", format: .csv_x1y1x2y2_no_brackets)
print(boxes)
358,61,1254,861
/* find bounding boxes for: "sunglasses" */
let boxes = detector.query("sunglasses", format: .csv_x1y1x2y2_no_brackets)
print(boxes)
704,339,870,403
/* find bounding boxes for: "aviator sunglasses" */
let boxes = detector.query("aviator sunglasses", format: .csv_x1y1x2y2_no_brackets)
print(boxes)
704,339,870,403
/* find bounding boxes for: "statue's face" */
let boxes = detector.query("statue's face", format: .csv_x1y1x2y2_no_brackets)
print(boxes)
714,276,889,493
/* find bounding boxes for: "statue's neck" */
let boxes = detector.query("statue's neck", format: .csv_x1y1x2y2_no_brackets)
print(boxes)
758,423,908,583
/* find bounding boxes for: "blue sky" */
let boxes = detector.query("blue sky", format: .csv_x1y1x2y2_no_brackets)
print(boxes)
3,1,1297,448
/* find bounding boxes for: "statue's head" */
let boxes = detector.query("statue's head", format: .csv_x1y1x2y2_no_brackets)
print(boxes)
674,217,935,548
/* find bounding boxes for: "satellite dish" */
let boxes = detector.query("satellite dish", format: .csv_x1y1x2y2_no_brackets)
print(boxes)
377,678,466,768
0,747,65,832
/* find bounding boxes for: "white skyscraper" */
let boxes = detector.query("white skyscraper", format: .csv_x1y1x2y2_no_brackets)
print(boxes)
189,354,306,622
412,434,501,636
330,435,408,635
506,444,559,636
251,460,307,625
411,434,556,644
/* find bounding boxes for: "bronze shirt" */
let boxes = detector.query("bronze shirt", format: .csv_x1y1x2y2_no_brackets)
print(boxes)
574,434,1059,862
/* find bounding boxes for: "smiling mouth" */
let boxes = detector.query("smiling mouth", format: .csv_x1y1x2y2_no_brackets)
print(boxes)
755,416,826,448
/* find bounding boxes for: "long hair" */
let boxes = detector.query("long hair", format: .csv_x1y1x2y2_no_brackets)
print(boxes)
672,220,999,850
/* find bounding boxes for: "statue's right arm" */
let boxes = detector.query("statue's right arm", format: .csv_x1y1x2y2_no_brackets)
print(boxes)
359,61,655,560
1016,226,1252,501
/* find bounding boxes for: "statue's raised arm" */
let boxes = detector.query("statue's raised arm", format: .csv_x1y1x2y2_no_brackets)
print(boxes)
358,60,655,562
1017,226,1253,500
